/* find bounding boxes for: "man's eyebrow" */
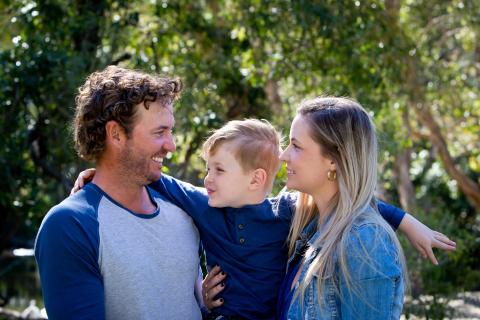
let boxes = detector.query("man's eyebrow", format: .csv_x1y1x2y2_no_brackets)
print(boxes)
153,125,173,131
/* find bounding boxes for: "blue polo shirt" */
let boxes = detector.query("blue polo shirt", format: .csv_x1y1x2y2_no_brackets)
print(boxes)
150,175,404,319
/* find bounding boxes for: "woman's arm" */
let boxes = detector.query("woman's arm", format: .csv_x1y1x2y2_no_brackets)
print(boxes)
339,224,404,319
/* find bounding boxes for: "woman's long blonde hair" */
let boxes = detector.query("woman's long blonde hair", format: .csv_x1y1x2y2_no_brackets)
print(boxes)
287,97,407,308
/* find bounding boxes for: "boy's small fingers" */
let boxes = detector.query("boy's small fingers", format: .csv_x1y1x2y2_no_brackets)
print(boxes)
425,247,438,265
433,237,456,250
415,245,428,259
434,232,456,245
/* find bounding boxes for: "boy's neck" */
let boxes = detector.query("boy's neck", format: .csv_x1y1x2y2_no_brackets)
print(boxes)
232,190,268,208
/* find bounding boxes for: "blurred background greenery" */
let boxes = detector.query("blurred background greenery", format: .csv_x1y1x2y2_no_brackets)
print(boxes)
1,0,479,318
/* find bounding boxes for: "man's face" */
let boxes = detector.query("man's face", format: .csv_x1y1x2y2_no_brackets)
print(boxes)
119,101,176,185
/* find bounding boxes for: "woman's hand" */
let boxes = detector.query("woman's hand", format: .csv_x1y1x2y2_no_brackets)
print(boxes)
202,265,227,310
70,168,96,195
399,213,456,265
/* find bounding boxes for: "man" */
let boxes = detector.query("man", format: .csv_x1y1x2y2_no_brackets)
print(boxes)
35,66,202,320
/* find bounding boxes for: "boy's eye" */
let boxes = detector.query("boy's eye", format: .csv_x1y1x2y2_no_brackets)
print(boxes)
216,167,224,173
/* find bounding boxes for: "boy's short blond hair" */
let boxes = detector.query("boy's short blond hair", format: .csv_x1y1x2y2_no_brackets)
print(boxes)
202,119,282,191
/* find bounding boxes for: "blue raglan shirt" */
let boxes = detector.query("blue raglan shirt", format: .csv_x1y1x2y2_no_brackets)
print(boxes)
150,175,405,319
35,183,202,320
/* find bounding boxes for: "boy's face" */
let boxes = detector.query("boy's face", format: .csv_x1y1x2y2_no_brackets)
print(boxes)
204,143,254,208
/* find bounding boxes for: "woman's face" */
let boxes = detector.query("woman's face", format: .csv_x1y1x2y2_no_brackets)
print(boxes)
280,114,336,197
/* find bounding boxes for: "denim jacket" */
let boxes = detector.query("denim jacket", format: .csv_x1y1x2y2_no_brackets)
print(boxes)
286,214,404,319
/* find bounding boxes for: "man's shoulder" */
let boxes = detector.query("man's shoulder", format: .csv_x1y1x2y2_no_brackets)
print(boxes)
39,185,102,233
35,185,102,262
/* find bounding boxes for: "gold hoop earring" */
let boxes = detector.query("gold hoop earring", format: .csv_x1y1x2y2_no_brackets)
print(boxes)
327,170,337,181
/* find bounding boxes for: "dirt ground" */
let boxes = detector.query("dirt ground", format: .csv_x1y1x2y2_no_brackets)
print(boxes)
402,292,480,320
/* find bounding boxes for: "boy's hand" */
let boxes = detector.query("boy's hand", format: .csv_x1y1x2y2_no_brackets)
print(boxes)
399,213,456,265
202,265,226,310
70,168,96,195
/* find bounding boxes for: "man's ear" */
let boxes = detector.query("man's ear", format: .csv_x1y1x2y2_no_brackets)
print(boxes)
249,168,267,191
105,121,125,146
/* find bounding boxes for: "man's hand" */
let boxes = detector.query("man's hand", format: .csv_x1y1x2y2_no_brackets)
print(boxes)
70,168,96,195
202,265,227,311
399,213,456,265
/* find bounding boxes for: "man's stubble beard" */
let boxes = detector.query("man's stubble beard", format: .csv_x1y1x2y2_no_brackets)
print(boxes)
119,143,159,186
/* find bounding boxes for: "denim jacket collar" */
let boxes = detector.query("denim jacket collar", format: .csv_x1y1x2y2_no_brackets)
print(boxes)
287,216,319,267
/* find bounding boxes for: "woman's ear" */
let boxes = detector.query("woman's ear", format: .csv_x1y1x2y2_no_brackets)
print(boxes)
330,160,336,171
249,168,267,191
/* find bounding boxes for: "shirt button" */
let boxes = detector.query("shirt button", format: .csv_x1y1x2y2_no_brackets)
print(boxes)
239,237,245,244
238,224,244,230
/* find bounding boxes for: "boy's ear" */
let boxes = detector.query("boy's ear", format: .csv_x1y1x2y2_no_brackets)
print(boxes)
249,168,267,191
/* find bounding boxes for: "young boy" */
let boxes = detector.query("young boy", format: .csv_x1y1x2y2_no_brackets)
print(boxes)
74,119,455,319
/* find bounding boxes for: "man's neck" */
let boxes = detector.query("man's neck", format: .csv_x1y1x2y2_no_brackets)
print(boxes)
92,165,156,214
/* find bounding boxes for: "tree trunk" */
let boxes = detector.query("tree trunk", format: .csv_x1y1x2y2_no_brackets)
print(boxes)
392,107,417,213
385,0,480,210
393,149,416,213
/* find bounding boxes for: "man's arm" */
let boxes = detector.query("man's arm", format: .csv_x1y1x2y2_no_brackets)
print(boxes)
35,206,104,320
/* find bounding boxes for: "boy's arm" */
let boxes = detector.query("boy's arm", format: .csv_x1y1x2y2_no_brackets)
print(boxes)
398,213,456,265
70,169,209,220
377,200,456,265
376,200,405,230
149,174,209,220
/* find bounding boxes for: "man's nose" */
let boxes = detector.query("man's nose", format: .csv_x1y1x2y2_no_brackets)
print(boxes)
164,136,176,152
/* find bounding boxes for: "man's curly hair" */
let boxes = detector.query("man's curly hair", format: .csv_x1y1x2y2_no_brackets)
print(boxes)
73,65,182,161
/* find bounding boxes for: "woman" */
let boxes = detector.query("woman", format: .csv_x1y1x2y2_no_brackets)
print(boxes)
276,97,407,319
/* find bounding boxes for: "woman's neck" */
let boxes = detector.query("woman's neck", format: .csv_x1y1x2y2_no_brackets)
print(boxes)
312,184,338,221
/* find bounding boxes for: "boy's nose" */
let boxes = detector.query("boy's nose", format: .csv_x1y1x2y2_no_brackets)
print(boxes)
204,172,213,185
